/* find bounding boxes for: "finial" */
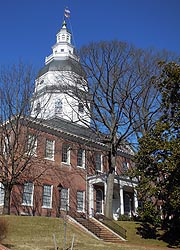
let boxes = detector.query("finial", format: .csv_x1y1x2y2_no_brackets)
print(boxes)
62,20,67,29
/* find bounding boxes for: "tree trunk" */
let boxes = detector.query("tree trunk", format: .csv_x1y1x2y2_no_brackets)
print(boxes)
3,185,12,215
104,149,116,219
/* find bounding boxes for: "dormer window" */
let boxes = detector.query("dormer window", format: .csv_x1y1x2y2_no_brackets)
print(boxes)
35,102,41,114
78,102,84,113
55,99,63,115
123,162,129,172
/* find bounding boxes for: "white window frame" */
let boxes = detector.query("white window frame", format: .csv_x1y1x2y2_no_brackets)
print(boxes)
60,188,69,211
78,102,84,113
0,183,4,206
27,134,37,156
42,185,53,209
45,139,55,160
123,162,129,172
55,99,63,115
96,189,103,214
77,149,85,168
95,153,103,173
76,191,85,212
61,144,70,165
22,182,34,206
3,136,9,158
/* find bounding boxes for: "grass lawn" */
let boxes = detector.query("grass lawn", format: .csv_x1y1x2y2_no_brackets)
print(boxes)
0,215,179,250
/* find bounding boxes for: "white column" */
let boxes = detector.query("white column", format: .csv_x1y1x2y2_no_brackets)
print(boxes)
89,183,94,218
103,181,107,215
120,186,124,215
134,189,138,213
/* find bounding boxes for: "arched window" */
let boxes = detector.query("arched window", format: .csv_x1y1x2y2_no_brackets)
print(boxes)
55,99,63,114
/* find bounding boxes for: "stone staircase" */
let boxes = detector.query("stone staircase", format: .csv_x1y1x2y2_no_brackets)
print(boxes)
75,217,126,243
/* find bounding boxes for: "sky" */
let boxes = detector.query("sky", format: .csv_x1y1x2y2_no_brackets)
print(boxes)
0,0,180,71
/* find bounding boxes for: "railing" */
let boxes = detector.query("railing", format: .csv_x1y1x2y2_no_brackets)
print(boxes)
66,210,127,240
95,214,127,239
67,210,102,238
76,217,102,238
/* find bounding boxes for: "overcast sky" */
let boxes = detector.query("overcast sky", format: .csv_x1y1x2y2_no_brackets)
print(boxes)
0,0,179,70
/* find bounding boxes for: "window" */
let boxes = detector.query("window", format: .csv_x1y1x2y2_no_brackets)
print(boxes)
60,188,69,210
45,139,55,160
27,134,37,156
62,144,70,164
77,191,84,212
3,136,9,157
22,182,34,206
35,102,41,113
96,189,103,213
55,99,63,115
77,149,85,168
39,80,44,85
0,183,4,205
42,185,53,208
78,102,84,113
123,162,128,172
95,153,102,172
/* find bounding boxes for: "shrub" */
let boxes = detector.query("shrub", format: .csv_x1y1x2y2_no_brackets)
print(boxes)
118,214,132,221
0,217,8,242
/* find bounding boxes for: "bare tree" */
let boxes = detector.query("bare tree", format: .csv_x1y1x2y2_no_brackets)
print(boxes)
0,62,45,214
59,41,176,218
126,49,177,145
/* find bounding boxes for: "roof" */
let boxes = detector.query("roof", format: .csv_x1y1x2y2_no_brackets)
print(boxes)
32,117,133,157
38,58,86,78
40,117,98,141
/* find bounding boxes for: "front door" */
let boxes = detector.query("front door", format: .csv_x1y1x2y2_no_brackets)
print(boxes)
96,189,103,213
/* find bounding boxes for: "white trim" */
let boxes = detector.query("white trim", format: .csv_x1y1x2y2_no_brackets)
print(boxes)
22,182,34,207
77,149,86,169
0,183,4,206
45,139,55,161
42,185,53,209
60,188,69,211
76,190,85,212
89,184,94,217
61,144,70,165
27,133,37,157
96,189,103,214
95,153,103,173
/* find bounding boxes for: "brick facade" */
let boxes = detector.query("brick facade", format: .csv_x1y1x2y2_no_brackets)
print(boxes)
0,118,137,218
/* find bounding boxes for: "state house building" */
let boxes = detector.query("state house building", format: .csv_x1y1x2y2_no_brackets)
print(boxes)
0,17,138,220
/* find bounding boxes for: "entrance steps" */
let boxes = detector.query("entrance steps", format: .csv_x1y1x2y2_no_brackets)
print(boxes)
74,217,126,243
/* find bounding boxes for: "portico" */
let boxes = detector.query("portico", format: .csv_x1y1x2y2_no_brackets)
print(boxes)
88,174,138,220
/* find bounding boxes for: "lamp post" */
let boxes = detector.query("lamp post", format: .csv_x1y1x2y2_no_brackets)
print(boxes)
63,203,68,250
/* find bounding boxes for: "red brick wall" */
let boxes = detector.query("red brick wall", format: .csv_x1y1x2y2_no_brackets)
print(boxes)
7,127,132,217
